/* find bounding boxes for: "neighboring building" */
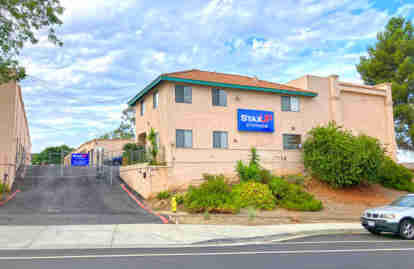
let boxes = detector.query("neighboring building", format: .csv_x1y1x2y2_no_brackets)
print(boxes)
0,80,31,188
64,138,134,166
125,69,396,196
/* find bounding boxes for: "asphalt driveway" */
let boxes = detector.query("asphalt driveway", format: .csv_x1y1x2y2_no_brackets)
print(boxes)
0,166,163,225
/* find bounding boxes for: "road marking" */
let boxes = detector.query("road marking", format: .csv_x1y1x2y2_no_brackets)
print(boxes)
270,240,408,245
1,248,414,260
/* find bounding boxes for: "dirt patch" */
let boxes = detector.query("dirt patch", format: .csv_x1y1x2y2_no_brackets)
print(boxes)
149,179,409,226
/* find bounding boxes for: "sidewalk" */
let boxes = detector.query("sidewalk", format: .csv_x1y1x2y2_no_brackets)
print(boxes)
0,223,364,250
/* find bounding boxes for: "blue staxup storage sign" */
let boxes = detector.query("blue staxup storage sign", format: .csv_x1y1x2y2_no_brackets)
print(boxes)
71,153,89,166
237,109,274,133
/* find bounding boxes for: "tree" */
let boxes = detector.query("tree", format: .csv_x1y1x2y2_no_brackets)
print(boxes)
0,0,64,83
31,145,73,165
147,128,158,165
99,107,136,139
356,17,414,149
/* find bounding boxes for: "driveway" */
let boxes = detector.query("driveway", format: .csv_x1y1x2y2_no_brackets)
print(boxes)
0,166,163,225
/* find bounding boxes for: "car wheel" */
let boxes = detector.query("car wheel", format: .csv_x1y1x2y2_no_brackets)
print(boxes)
367,228,381,235
399,219,414,240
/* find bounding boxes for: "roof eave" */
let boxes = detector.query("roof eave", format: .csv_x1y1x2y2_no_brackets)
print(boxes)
127,76,318,106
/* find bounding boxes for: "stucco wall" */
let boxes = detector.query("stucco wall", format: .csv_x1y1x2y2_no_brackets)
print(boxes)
0,82,31,188
128,74,396,197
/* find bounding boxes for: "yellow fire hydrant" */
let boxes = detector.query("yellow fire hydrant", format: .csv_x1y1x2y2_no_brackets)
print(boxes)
171,196,177,213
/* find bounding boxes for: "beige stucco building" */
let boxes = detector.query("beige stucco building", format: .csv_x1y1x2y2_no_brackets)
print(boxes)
0,81,31,188
64,138,134,166
123,69,396,198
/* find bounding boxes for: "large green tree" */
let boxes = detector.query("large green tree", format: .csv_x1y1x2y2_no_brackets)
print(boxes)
357,17,414,149
0,0,64,83
99,107,136,139
31,145,73,165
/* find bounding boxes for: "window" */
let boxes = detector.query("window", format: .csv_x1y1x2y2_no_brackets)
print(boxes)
212,88,227,106
283,134,301,150
176,129,193,148
281,96,300,112
213,131,228,149
175,85,192,103
140,100,145,116
153,90,159,109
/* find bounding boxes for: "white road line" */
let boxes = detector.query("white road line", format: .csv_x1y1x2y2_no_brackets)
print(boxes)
1,248,414,260
271,240,409,245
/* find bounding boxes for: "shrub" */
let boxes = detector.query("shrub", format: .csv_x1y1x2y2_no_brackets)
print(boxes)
231,181,275,210
184,175,238,213
156,191,172,200
175,194,185,205
280,184,323,211
122,143,146,165
283,174,306,186
268,177,323,211
378,157,414,192
303,122,384,188
236,160,261,182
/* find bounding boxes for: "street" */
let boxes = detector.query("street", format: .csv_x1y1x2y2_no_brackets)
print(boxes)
0,234,413,268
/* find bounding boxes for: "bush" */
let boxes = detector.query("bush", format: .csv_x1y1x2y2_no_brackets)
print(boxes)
231,181,276,210
378,157,414,192
268,177,323,211
184,175,238,213
175,194,185,205
283,174,306,186
303,122,384,188
122,143,146,165
156,191,172,200
236,160,262,182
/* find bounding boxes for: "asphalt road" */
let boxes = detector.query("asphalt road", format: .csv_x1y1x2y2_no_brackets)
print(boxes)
0,234,412,268
0,166,162,225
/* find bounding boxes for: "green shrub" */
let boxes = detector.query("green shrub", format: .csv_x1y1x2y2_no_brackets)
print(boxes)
175,194,185,205
232,181,275,210
303,122,384,188
268,176,291,200
236,160,261,182
280,184,323,211
156,191,172,200
378,157,414,192
268,177,323,211
283,174,306,186
184,175,238,213
122,143,146,165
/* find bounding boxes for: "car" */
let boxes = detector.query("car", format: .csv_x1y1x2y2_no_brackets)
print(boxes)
361,194,414,239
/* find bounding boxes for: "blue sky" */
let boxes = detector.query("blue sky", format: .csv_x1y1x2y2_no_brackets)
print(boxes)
19,0,414,153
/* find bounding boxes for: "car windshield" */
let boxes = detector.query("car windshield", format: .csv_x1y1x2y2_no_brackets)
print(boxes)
390,196,414,207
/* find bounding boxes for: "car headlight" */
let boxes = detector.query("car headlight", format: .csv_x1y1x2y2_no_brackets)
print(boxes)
382,213,397,220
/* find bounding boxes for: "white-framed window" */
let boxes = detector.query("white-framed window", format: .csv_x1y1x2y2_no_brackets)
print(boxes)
176,129,193,148
175,85,192,103
153,90,159,109
212,88,227,106
140,100,145,116
213,131,228,148
281,96,300,112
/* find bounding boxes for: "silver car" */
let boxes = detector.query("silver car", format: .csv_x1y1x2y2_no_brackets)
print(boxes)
361,194,414,239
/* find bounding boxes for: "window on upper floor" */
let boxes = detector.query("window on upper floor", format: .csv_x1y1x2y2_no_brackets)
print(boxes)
283,134,302,150
175,85,192,103
153,90,159,109
212,88,227,106
213,131,228,149
140,100,145,116
281,96,300,112
176,129,193,148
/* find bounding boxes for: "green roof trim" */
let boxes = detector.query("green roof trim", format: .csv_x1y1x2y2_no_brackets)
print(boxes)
127,75,317,106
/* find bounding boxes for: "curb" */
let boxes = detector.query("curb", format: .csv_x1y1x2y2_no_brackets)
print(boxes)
192,228,367,245
120,184,169,224
0,189,20,206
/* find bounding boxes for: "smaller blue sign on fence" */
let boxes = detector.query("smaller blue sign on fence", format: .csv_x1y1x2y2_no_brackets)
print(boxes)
71,153,89,166
237,109,274,133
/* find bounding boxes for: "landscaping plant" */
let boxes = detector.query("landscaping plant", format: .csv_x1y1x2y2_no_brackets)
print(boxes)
147,128,159,165
231,181,276,210
303,122,384,188
378,157,414,192
156,191,172,200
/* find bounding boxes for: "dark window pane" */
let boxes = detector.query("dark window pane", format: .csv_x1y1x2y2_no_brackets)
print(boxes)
176,130,184,148
175,85,184,103
153,91,158,108
212,89,227,106
213,131,228,148
281,96,291,111
140,100,144,116
184,86,192,103
283,134,301,150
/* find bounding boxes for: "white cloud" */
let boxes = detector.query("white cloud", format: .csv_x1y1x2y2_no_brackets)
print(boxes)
251,39,290,59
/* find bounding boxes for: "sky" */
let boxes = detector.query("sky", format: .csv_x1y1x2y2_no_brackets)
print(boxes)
18,0,414,153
